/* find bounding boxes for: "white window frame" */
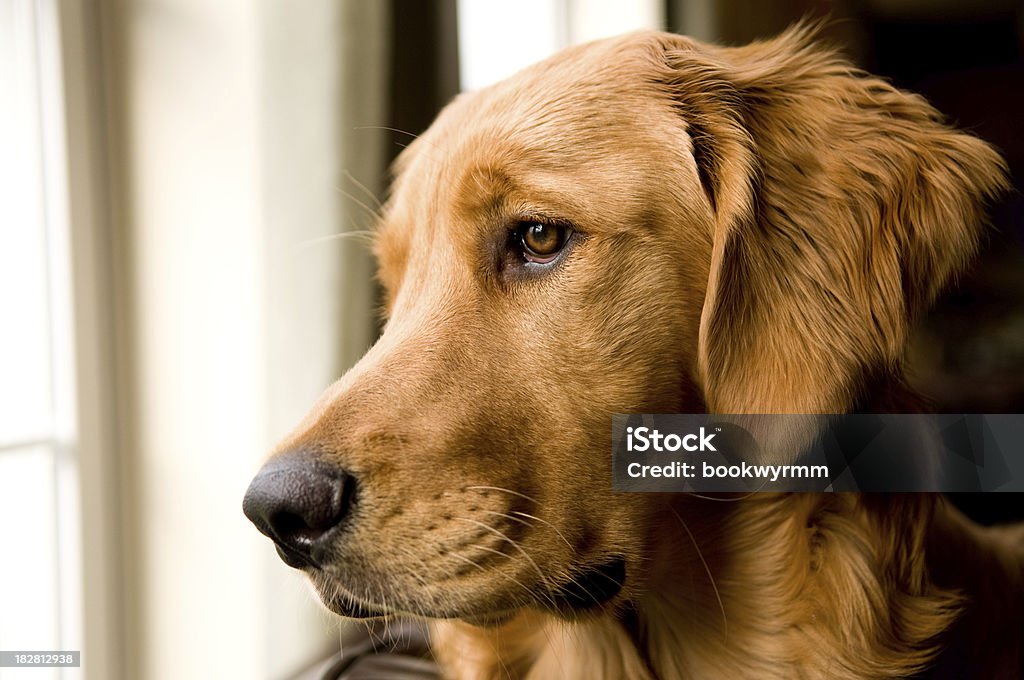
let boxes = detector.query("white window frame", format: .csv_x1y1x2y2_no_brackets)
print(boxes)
55,1,128,679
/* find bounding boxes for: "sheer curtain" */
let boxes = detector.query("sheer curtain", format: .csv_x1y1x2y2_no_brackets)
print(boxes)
72,1,388,678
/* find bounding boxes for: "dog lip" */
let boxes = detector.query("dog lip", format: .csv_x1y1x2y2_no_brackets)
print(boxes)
321,590,393,619
548,556,627,611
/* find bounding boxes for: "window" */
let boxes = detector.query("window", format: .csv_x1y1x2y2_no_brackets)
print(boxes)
0,1,81,677
456,0,663,91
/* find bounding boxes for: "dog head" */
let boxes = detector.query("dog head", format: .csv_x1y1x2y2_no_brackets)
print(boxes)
243,26,1005,623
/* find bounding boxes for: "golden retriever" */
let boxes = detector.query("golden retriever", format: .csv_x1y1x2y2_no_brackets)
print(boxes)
244,25,1024,679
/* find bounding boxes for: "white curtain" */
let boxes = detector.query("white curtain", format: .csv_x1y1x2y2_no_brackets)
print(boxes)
94,1,389,678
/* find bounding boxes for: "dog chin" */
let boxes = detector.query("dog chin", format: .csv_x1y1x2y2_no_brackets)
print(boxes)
311,557,628,624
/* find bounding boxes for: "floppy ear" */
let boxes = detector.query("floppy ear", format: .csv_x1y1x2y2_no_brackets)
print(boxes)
658,25,1007,414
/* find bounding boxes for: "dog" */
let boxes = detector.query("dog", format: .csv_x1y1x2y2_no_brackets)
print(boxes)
244,25,1023,679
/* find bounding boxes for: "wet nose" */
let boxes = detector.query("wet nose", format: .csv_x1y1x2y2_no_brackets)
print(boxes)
242,449,355,568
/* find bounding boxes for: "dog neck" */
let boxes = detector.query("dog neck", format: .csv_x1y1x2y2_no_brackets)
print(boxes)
433,493,966,679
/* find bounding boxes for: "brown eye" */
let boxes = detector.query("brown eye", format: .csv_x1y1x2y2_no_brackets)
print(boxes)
519,222,570,263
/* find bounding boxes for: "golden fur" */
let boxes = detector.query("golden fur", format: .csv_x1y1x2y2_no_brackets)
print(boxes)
272,25,1022,678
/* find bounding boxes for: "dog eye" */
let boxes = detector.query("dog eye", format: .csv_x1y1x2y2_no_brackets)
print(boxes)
517,222,571,263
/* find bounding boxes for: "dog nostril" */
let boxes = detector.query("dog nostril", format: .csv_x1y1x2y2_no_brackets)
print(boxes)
269,510,328,544
242,450,356,568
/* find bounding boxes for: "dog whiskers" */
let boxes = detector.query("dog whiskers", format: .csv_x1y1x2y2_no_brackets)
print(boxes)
482,510,533,528
338,186,383,224
448,551,533,608
670,506,728,640
510,510,575,552
390,544,435,590
352,124,422,140
466,485,539,505
481,509,576,556
448,551,487,575
289,229,375,255
342,169,383,210
455,517,551,583
388,543,454,621
352,125,448,162
455,545,551,610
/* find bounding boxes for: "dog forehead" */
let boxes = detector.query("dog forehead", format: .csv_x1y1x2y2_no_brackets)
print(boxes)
395,33,675,169
390,57,681,219
449,39,668,146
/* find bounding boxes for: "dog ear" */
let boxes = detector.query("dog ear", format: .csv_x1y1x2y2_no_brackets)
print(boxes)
656,25,1007,414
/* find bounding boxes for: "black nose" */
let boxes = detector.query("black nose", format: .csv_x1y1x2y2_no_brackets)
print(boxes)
242,450,355,568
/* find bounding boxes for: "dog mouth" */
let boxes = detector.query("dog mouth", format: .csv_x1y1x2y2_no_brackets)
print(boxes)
327,598,390,619
317,584,394,619
547,556,628,613
310,556,627,621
